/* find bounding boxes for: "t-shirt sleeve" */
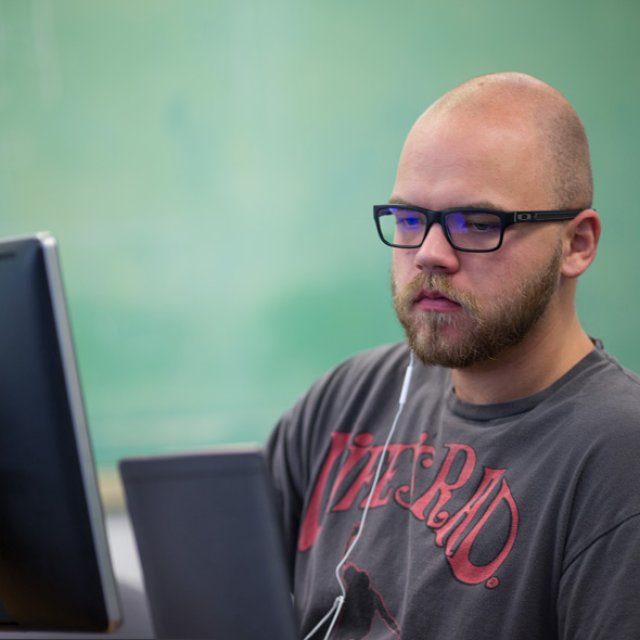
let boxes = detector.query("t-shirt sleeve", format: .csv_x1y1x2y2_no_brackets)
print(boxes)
265,404,306,581
556,383,640,640
557,512,640,639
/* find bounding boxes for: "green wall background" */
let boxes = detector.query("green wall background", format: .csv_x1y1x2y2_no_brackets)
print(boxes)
1,0,638,469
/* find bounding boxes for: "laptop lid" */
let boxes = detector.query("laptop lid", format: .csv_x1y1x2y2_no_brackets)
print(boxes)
119,447,299,640
0,233,120,631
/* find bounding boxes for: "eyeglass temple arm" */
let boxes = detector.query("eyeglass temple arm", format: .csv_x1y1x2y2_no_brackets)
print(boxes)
514,210,582,222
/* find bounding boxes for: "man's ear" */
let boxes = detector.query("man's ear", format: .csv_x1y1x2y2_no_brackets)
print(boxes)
561,209,601,279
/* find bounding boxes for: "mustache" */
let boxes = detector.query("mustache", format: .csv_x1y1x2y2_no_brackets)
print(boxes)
393,273,481,316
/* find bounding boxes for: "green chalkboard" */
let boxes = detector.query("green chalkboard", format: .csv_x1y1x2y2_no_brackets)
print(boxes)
1,0,638,468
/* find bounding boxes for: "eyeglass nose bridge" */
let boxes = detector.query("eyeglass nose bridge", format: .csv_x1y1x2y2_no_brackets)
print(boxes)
419,210,455,249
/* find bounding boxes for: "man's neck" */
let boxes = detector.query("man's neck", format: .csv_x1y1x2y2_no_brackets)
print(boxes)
450,316,595,405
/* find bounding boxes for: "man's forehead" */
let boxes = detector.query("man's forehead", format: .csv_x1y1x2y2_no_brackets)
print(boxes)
400,104,543,174
398,124,533,177
393,112,550,212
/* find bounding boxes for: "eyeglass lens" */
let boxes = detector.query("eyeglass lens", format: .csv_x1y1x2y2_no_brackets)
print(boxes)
377,208,503,250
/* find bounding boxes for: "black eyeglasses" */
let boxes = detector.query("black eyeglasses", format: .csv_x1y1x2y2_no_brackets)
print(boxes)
373,204,583,253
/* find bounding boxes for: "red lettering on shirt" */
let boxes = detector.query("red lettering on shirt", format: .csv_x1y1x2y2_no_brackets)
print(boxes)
297,432,519,587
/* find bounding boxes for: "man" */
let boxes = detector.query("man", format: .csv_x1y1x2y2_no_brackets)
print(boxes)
267,72,640,639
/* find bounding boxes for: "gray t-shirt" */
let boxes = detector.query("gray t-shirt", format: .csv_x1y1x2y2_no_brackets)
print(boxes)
267,342,640,639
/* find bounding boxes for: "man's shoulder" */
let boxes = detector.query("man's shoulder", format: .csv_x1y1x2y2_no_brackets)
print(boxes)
280,342,431,422
574,348,640,415
594,348,640,389
318,342,410,383
557,349,640,475
334,341,412,373
269,343,418,455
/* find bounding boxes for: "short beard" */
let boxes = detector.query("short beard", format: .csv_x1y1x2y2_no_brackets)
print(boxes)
392,244,563,369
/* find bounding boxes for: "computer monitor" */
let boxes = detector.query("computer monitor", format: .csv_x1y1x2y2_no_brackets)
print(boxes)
0,233,120,632
120,447,299,640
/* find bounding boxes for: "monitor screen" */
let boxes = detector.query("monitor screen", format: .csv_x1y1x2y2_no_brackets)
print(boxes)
0,233,120,632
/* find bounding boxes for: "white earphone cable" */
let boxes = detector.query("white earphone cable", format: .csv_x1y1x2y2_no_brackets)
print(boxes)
303,351,415,640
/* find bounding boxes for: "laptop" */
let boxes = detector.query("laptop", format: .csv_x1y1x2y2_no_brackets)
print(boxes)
119,447,299,640
0,233,120,632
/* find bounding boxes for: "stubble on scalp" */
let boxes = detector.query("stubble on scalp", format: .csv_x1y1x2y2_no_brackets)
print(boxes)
424,72,594,210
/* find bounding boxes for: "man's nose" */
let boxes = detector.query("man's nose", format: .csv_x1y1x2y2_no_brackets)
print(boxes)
413,222,461,273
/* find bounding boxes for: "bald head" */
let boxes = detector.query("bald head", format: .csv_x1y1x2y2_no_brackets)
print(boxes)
406,72,593,209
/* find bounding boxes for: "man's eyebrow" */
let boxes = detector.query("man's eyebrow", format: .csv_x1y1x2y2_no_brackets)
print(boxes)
387,196,415,206
463,200,507,211
386,196,506,211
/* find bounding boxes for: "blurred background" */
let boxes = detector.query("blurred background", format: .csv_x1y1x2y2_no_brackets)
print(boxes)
1,0,638,479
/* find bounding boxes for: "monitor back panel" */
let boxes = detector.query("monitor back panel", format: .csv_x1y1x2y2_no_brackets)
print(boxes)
119,448,299,640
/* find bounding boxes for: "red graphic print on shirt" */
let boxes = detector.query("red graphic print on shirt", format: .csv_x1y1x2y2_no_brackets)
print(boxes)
299,432,519,588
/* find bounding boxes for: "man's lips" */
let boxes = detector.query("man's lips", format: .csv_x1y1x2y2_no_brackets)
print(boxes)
413,289,462,313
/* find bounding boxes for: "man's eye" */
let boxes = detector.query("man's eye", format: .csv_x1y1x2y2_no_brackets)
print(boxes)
470,222,499,232
397,216,424,229
460,215,501,234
